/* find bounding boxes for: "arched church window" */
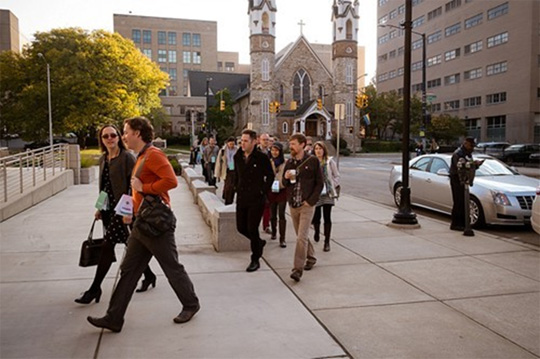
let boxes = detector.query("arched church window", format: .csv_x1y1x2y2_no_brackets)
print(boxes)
346,99,353,127
292,69,311,105
262,58,270,81
346,20,353,40
262,98,270,126
346,62,353,85
282,121,288,134
279,84,284,104
262,12,270,34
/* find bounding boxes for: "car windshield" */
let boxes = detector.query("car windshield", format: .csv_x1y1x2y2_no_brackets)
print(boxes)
506,145,524,151
475,159,518,176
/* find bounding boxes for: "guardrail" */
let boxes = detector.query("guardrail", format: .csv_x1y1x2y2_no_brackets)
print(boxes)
0,144,69,203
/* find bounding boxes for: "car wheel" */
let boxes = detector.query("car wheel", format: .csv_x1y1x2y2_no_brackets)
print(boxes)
393,183,403,207
470,196,485,228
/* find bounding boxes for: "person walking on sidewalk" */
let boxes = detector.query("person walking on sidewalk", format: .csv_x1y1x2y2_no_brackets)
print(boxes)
258,133,272,234
215,137,237,205
268,142,288,248
234,129,274,272
283,134,323,282
75,125,157,304
199,137,208,181
87,117,200,333
311,141,340,252
203,137,219,187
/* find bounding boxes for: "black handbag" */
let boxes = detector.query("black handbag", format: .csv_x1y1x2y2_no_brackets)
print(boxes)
134,194,177,237
79,219,115,267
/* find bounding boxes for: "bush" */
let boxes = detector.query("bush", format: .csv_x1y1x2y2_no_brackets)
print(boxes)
339,148,351,156
162,135,191,146
80,153,99,168
332,136,348,150
362,140,402,153
168,155,182,175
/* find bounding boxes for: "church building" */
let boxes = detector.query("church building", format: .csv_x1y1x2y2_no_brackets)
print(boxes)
234,0,361,146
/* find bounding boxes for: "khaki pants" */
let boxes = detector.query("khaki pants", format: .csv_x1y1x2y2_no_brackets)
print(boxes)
290,203,316,273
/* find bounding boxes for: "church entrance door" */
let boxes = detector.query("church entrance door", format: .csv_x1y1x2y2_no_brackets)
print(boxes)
305,120,317,137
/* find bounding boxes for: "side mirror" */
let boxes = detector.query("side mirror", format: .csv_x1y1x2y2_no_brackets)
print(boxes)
436,168,449,176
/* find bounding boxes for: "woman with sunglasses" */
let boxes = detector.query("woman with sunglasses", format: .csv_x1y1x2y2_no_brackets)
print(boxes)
75,125,156,304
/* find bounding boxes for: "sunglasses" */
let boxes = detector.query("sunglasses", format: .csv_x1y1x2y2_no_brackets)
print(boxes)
102,133,118,140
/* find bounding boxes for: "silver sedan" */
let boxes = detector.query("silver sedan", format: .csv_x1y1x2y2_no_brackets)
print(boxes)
389,154,539,227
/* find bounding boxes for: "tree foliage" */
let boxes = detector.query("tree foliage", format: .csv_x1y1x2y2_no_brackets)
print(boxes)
428,113,467,144
207,88,235,143
0,28,168,144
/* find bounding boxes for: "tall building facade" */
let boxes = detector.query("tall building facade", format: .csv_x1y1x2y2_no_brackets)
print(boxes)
0,9,20,53
113,14,248,135
376,0,540,143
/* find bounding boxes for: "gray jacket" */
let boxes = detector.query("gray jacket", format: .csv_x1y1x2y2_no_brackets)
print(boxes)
98,149,136,204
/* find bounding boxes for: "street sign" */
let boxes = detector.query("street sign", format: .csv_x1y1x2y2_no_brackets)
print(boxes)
334,103,345,120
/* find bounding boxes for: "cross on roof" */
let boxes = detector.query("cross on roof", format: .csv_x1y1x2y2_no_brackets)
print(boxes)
298,19,306,35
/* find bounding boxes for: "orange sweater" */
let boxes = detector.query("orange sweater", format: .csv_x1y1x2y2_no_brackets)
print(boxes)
132,146,178,214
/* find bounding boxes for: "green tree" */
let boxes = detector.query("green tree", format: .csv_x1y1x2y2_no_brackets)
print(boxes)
0,28,168,146
428,113,466,144
207,88,235,143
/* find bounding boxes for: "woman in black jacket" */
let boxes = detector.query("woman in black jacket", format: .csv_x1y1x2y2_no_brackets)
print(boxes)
75,125,156,304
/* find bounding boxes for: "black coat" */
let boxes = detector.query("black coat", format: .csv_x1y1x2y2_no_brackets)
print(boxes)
98,149,136,204
233,148,274,208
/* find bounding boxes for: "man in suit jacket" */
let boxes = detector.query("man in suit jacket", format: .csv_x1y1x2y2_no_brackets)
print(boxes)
234,129,274,272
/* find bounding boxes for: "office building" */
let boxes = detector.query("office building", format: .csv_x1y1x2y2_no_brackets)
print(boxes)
376,0,540,143
0,9,20,53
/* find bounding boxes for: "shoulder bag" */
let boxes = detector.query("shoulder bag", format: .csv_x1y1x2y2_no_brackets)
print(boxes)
79,219,116,267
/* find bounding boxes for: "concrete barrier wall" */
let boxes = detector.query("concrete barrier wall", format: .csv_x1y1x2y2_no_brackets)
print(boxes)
0,170,74,222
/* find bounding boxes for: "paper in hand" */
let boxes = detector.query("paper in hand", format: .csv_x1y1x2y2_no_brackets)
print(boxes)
114,194,133,216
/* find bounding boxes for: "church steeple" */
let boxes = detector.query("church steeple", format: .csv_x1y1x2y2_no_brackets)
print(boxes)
248,0,277,38
332,0,359,43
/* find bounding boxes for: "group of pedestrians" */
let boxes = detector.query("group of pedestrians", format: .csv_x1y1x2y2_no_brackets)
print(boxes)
78,121,340,335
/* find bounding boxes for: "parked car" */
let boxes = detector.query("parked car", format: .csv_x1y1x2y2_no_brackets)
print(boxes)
531,187,540,235
389,154,539,227
474,142,510,159
500,144,540,165
529,152,540,163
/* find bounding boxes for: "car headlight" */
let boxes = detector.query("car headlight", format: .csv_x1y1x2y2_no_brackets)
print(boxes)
491,191,511,206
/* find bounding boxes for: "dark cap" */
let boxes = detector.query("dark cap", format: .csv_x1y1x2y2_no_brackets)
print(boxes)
464,137,476,146
226,136,236,143
271,142,283,151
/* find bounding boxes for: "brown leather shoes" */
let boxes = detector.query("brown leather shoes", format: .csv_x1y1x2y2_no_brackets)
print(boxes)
87,316,123,333
173,304,200,324
304,260,316,271
290,270,302,282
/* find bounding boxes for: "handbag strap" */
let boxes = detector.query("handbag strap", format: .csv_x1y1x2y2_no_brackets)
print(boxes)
87,219,97,243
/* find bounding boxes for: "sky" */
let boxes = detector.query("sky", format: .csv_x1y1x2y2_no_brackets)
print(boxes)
2,0,377,81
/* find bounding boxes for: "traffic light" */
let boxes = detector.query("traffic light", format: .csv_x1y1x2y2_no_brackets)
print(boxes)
269,101,276,113
275,102,281,113
362,94,369,108
220,100,225,111
317,98,323,110
355,93,362,108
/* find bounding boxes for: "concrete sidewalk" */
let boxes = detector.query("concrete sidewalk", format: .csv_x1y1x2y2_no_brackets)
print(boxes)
1,174,539,358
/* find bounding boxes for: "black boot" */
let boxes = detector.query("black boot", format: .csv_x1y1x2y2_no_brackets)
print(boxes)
279,219,287,248
270,218,277,240
323,222,332,252
313,222,320,242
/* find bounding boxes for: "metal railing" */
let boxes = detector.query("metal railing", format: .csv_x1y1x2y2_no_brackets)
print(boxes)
0,144,69,203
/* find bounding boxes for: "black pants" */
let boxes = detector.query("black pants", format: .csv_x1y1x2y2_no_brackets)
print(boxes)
312,204,333,225
236,201,265,262
223,170,236,205
270,201,286,222
206,162,216,186
89,213,154,293
450,176,465,228
106,224,199,326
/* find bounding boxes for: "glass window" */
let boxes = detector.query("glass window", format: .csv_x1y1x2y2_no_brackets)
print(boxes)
486,115,506,141
142,48,152,59
464,96,481,107
428,7,442,21
412,38,423,50
158,31,166,45
427,78,441,88
427,30,442,44
444,73,460,85
465,13,482,29
464,68,482,80
183,51,191,63
346,63,353,84
183,69,189,78
168,68,177,81
488,2,509,20
158,50,167,63
262,98,269,125
486,61,507,76
346,100,354,127
193,34,201,47
487,32,508,48
411,157,431,171
429,158,448,174
168,50,177,63
464,40,482,54
444,48,460,61
486,92,506,104
132,29,141,43
445,0,461,12
412,16,425,28
217,61,223,70
427,54,442,67
193,52,201,64
225,62,235,71
143,30,151,44
262,58,270,81
412,61,423,72
183,33,191,46
282,122,288,134
168,32,176,45
444,100,460,110
445,23,461,37
292,69,311,104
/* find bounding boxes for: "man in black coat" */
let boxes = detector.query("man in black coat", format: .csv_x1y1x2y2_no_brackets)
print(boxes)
234,129,274,272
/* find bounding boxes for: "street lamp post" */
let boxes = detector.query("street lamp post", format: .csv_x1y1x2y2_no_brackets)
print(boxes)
37,53,53,150
391,0,418,225
205,77,212,136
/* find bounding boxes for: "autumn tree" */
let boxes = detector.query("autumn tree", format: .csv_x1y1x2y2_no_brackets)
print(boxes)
0,28,168,146
207,88,235,143
428,113,466,144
